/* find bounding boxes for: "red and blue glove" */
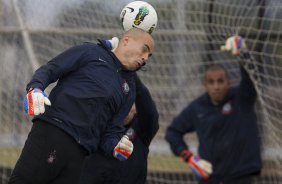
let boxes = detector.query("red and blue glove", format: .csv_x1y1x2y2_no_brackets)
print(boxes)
113,135,133,161
23,88,51,116
220,35,247,56
180,149,213,180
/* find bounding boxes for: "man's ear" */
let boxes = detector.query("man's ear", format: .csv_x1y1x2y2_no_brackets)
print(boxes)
122,36,129,46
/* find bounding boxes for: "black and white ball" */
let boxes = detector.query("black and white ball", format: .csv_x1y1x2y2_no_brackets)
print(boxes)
120,1,158,34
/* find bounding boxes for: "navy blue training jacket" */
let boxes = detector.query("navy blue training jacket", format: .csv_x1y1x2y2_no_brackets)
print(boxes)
165,66,261,181
26,40,136,156
115,74,159,184
79,75,159,184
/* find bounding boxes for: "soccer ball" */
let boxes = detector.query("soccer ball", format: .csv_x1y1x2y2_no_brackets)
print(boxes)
120,1,158,34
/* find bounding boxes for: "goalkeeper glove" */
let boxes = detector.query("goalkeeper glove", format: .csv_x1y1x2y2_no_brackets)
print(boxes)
113,135,133,161
180,149,213,180
220,35,247,56
105,37,119,51
23,88,51,116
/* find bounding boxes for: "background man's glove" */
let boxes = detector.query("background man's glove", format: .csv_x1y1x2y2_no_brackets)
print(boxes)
220,35,247,56
23,88,51,116
113,135,133,161
180,149,213,180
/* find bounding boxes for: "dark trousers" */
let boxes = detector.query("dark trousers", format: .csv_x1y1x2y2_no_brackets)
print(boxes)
199,174,254,184
9,120,88,184
79,152,121,184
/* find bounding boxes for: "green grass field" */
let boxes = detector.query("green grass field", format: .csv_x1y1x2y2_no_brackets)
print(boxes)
0,147,279,177
148,155,189,172
0,147,187,172
0,147,21,168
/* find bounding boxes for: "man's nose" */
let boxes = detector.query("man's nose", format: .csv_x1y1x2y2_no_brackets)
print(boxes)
142,53,150,62
213,82,220,89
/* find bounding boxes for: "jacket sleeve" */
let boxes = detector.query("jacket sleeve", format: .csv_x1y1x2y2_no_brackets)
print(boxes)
237,64,257,107
132,75,159,147
165,105,195,156
99,76,136,157
26,44,91,91
99,107,126,157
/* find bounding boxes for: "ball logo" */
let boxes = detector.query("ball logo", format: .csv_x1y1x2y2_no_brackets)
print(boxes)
120,10,126,23
134,6,149,26
126,7,134,13
122,81,130,95
148,25,156,34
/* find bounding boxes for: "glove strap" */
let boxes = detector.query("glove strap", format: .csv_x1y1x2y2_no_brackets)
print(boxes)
179,149,192,162
125,127,136,141
26,88,34,93
26,87,43,93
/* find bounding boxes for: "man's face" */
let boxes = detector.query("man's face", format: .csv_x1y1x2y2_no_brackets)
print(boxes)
122,33,154,71
204,69,230,104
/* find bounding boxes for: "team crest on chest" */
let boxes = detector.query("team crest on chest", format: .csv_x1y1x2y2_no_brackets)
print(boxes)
122,81,130,95
222,101,232,115
47,150,57,164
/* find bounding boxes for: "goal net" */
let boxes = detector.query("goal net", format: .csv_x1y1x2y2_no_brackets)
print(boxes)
0,0,281,183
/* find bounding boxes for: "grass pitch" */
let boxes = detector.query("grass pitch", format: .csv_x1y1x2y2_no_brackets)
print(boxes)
0,147,21,168
0,147,187,172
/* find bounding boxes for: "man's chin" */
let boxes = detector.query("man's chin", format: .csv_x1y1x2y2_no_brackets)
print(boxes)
211,96,224,104
135,66,142,71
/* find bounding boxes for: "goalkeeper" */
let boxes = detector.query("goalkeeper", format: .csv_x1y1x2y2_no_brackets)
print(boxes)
8,28,155,184
165,36,262,184
79,74,159,184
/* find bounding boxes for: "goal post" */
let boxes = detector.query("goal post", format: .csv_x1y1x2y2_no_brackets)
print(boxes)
0,0,282,183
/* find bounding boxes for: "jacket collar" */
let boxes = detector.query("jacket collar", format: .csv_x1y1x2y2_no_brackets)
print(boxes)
97,39,124,70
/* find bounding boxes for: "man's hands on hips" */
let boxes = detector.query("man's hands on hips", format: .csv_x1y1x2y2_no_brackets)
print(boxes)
23,88,51,116
113,135,133,161
180,149,213,180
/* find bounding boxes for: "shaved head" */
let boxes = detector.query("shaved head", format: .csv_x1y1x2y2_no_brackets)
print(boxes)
114,28,155,71
204,64,229,81
119,28,155,51
122,28,151,39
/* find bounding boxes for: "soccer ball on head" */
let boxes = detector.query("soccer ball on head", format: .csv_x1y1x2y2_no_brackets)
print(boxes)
120,1,158,34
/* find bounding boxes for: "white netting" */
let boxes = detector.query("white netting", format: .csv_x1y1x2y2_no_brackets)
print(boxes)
0,0,281,183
